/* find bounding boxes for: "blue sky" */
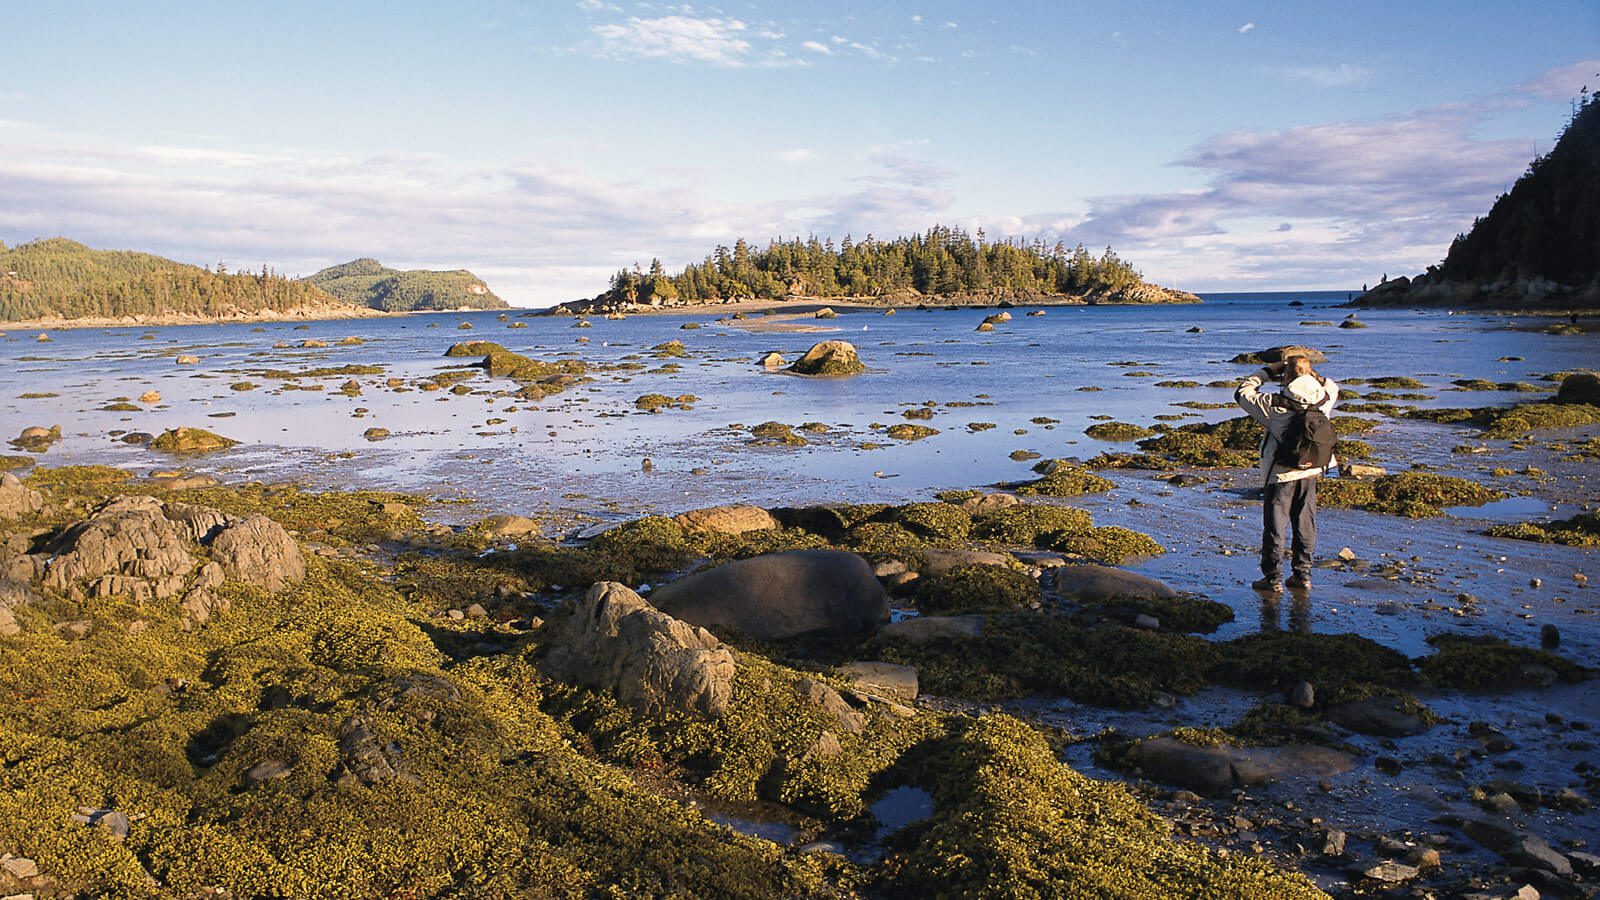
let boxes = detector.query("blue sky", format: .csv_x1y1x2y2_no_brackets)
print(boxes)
1,1,1595,306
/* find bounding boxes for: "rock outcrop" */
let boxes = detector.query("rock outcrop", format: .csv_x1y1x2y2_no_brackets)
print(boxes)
672,505,779,535
788,341,865,376
648,550,888,641
1556,371,1600,406
0,473,43,521
150,427,238,454
540,582,735,717
20,495,305,618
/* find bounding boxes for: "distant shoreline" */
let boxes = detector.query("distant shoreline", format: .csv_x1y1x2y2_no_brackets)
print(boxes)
0,305,466,333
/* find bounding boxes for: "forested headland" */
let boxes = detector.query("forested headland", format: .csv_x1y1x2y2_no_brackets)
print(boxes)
0,239,348,323
1358,93,1600,309
566,225,1198,312
304,258,509,312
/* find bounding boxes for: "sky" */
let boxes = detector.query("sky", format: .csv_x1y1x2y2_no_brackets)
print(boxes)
1,1,1596,307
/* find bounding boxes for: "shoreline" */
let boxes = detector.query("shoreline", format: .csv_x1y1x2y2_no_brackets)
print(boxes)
0,305,518,333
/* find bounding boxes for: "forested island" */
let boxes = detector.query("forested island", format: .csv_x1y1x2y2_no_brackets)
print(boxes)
0,240,508,324
1358,93,1600,309
304,258,508,312
561,225,1199,313
0,239,348,323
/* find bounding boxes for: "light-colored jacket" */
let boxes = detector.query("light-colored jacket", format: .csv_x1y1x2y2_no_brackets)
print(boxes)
1235,368,1340,486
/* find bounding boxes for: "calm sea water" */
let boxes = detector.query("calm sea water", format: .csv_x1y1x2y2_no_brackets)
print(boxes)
5,290,1592,519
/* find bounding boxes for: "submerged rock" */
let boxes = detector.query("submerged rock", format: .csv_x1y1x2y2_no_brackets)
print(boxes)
540,581,735,717
649,550,888,641
1323,696,1431,737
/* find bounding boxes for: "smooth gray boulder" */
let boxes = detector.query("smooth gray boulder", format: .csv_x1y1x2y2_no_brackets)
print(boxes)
1324,696,1431,737
541,582,735,717
916,548,1013,577
1133,736,1355,795
649,550,888,640
1053,564,1177,602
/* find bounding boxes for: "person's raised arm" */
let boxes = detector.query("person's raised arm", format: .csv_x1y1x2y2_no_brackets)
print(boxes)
1236,361,1283,424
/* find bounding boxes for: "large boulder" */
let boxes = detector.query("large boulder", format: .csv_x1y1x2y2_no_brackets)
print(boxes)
673,505,779,535
1556,371,1600,405
1052,564,1177,602
1234,345,1327,365
0,473,44,521
42,496,196,602
788,341,865,376
33,496,304,613
916,548,1013,577
648,549,888,640
209,515,306,593
540,582,735,717
150,427,238,454
1133,737,1355,795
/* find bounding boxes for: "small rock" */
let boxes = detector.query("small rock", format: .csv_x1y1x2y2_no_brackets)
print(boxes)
175,354,200,365
1322,829,1347,856
466,603,488,619
1133,613,1160,630
1405,847,1441,869
1361,860,1419,883
138,390,161,404
1,856,39,879
1540,624,1560,649
1337,547,1356,561
1375,756,1403,776
1288,681,1315,709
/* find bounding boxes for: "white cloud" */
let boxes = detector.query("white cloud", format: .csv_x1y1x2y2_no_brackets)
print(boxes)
941,20,957,29
1238,22,1255,33
801,40,831,55
910,14,922,23
1515,57,1600,99
589,14,797,67
575,0,620,12
1281,63,1371,88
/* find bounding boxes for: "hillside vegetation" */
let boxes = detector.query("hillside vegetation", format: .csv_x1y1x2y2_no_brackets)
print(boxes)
1360,93,1600,308
569,225,1198,312
305,258,508,312
0,239,348,322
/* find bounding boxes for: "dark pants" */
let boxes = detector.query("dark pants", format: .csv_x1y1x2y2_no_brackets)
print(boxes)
1261,477,1317,578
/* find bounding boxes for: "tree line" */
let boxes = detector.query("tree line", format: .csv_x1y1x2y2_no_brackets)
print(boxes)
1,238,344,321
598,225,1147,306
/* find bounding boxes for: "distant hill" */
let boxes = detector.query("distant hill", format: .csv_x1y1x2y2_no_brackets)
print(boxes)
559,225,1199,313
1358,94,1600,308
0,238,351,322
305,258,509,311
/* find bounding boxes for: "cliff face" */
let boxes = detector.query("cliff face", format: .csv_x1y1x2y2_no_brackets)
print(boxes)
1359,95,1600,309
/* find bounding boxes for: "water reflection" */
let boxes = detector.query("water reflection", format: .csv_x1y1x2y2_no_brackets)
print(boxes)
1257,588,1311,634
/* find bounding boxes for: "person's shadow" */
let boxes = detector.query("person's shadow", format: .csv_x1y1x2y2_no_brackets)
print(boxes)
1256,586,1311,633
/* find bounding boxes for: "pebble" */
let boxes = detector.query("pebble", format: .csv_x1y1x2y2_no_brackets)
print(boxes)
1360,860,1419,883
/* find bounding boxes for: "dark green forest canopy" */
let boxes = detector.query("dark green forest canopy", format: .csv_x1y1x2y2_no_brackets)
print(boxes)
586,225,1191,308
305,258,509,312
0,239,347,322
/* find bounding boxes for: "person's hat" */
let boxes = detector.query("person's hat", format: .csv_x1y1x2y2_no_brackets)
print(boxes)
1286,373,1324,406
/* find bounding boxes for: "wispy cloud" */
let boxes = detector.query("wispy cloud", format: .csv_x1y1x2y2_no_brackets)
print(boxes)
801,40,831,55
1281,63,1371,88
1515,57,1600,99
1238,22,1255,34
589,15,799,67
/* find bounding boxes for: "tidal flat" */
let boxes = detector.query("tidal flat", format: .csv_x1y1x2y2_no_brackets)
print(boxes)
2,292,1598,898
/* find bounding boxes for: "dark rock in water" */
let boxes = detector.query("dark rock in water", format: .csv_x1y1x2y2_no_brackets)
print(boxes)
649,550,888,641
1132,736,1356,795
1555,371,1600,406
1541,623,1561,649
1231,345,1327,365
1052,564,1177,602
1187,326,1204,333
1461,819,1573,876
1374,756,1403,776
120,431,154,445
1165,473,1205,487
540,581,735,717
1324,696,1431,737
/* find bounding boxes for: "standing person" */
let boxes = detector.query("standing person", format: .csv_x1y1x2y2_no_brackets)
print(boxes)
1235,356,1340,592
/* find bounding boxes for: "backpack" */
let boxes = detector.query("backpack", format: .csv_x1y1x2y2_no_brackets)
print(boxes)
1274,396,1336,471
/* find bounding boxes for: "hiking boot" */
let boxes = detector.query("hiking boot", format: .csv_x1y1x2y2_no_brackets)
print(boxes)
1286,572,1312,591
1251,575,1282,592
